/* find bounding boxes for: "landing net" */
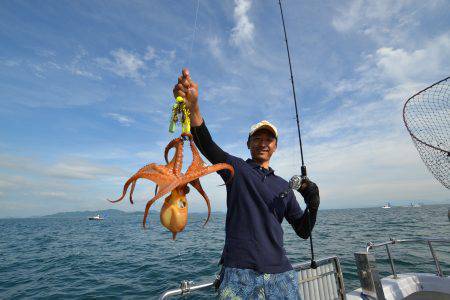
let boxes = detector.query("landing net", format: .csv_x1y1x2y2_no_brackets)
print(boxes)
403,76,450,189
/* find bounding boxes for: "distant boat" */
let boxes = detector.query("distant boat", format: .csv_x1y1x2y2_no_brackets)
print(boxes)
88,214,104,220
410,203,421,208
382,203,392,209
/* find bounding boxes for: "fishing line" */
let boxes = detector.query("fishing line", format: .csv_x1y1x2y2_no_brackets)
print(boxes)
169,0,200,137
187,0,201,68
278,0,317,269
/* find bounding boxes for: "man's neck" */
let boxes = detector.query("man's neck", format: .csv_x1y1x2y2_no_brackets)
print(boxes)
254,159,270,169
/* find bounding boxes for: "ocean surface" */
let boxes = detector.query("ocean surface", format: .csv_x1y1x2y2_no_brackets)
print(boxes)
1,204,449,299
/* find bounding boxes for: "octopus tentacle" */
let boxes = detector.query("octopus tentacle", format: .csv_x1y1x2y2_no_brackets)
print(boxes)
123,161,175,204
109,164,176,203
186,138,234,184
165,138,184,176
181,132,193,140
184,163,234,185
129,180,137,204
109,173,144,203
136,162,159,173
187,137,207,169
164,137,183,164
189,179,211,226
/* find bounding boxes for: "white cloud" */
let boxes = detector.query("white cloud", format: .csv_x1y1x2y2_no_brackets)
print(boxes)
332,0,409,33
95,46,176,83
135,150,160,160
204,36,237,72
206,36,222,60
375,34,450,85
0,177,23,189
35,48,56,58
154,49,176,72
0,152,121,183
0,153,37,171
46,160,121,180
69,67,101,80
203,85,242,104
332,0,364,32
327,33,450,109
144,46,156,61
65,47,101,79
111,49,145,76
230,0,255,47
97,48,145,82
38,191,68,198
106,112,135,126
0,58,21,67
0,149,134,217
1,47,102,81
331,0,444,46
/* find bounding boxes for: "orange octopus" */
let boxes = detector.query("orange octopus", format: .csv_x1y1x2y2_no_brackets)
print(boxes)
110,133,234,239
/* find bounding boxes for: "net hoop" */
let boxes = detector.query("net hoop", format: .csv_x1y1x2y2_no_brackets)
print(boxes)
402,76,450,189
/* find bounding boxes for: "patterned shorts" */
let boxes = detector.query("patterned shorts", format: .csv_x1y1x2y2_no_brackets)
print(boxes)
218,267,301,300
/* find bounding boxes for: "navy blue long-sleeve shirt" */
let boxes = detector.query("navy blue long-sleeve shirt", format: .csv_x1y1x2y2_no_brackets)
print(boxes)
191,121,317,274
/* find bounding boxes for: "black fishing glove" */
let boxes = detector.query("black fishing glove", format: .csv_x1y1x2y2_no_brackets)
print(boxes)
291,179,320,239
298,179,320,212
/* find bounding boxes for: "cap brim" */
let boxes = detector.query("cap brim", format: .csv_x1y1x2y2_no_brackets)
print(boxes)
251,125,277,138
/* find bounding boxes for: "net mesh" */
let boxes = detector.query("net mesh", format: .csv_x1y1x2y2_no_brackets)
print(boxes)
403,76,450,189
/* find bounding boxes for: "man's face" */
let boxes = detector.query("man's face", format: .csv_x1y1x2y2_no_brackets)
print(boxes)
247,129,277,164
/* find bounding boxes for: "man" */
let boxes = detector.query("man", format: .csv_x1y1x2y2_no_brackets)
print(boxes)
173,69,320,299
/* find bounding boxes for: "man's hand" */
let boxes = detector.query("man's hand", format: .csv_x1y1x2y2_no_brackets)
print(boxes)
173,68,198,111
299,179,320,211
173,68,202,126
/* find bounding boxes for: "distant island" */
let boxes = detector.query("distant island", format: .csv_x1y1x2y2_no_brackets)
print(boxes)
1,203,449,220
37,209,226,219
39,209,140,219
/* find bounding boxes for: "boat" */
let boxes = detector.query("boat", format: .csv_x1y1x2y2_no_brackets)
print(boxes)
410,203,421,208
382,203,392,209
88,214,104,220
159,237,450,299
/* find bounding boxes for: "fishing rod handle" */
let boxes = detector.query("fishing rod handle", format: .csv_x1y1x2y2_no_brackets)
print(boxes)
301,165,307,179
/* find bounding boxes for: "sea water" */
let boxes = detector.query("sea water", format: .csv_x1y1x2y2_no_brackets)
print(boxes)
1,205,449,299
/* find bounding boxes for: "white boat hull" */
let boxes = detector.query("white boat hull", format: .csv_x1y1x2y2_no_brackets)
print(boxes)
347,273,450,299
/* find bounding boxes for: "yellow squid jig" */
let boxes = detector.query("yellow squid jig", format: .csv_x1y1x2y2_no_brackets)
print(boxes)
169,96,190,134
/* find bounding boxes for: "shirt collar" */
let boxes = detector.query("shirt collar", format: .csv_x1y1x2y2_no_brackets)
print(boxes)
246,159,275,175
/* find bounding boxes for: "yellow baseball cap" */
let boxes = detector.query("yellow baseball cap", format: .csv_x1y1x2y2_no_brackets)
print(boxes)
249,120,278,139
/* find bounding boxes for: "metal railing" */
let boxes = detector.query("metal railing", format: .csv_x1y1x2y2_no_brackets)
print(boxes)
159,256,345,299
366,237,450,278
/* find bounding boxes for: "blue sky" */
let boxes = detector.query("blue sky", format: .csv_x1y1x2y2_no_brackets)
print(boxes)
1,0,449,218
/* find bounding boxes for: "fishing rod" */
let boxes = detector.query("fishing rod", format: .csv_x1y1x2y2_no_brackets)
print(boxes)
278,0,317,269
278,0,306,178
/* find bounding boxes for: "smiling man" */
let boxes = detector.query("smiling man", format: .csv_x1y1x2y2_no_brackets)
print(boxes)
173,69,320,300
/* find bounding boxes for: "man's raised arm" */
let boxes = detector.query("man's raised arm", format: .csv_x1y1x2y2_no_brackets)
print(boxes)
172,68,227,164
